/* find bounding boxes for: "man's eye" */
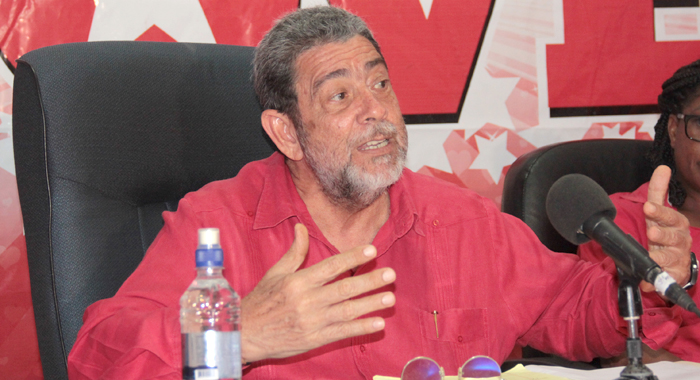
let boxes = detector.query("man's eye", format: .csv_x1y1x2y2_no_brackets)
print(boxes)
374,80,388,89
331,92,346,101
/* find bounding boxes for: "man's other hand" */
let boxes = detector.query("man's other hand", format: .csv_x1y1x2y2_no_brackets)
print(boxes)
240,223,396,362
642,165,692,292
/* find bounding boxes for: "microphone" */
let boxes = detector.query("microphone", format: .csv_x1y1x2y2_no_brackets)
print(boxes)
545,173,700,317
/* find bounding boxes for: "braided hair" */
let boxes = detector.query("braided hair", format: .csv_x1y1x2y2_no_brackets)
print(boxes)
647,59,700,207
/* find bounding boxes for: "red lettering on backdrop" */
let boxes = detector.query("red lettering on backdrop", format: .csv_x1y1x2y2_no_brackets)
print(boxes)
1,1,494,117
0,1,298,66
547,1,700,109
0,0,95,66
332,0,493,116
199,1,297,47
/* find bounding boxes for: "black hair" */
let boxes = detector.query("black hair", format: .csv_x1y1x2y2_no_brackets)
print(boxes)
647,59,700,207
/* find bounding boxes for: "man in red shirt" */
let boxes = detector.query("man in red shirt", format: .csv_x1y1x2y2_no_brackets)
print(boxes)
68,7,693,379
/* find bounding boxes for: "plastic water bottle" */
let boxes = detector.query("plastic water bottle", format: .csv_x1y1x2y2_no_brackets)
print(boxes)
181,228,241,380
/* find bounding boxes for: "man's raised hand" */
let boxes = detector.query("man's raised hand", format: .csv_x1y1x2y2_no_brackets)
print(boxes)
240,224,396,362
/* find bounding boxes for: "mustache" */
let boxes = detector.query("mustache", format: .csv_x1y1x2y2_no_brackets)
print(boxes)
349,121,399,147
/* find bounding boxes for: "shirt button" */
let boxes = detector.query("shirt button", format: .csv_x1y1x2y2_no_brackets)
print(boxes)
648,312,656,316
360,345,366,352
433,219,439,226
247,211,254,217
458,336,463,342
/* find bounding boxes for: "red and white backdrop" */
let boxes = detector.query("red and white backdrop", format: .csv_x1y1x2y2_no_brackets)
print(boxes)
1,0,699,378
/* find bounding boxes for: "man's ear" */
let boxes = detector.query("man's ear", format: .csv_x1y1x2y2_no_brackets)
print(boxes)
668,114,679,148
261,109,304,161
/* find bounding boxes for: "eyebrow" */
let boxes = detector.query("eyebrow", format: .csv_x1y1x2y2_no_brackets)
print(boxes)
312,68,350,96
365,57,387,72
311,57,388,97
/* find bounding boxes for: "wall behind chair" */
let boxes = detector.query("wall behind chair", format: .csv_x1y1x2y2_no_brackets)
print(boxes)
1,0,698,378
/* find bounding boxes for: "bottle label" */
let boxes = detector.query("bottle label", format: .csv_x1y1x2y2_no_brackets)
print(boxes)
182,330,241,379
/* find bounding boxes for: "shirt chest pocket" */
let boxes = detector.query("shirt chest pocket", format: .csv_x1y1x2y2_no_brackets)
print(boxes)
419,308,487,344
419,309,494,366
417,307,492,363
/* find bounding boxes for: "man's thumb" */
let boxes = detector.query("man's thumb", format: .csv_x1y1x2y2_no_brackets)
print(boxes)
266,224,309,276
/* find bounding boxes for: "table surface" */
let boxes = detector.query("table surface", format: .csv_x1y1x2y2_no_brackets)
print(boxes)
525,361,700,380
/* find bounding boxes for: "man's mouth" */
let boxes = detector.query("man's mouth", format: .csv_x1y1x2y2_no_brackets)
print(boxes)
358,139,390,151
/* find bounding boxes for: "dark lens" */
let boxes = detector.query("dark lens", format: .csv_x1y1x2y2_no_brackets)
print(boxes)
459,355,502,379
401,357,443,380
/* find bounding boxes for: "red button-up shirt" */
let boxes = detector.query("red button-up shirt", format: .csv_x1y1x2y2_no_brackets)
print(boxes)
68,153,681,379
579,182,699,362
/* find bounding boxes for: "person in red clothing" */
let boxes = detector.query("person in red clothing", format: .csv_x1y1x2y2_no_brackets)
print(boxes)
68,7,694,379
579,60,700,364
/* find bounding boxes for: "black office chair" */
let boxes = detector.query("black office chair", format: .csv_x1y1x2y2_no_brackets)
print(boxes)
500,138,655,368
502,138,654,254
12,41,275,380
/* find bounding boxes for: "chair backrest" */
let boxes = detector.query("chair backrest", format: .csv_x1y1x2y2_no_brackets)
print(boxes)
12,41,275,380
502,139,654,254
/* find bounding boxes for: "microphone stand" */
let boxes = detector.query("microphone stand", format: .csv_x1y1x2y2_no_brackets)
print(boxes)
614,271,657,380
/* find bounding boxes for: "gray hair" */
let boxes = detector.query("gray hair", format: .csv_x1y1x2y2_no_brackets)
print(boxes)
253,6,382,127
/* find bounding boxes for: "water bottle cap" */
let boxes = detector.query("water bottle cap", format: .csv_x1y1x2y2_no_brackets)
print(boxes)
195,247,224,267
196,228,223,267
198,228,220,246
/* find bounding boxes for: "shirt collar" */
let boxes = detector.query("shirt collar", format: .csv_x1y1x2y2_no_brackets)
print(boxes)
253,152,301,230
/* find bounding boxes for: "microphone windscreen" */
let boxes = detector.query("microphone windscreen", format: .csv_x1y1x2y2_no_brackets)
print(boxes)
546,174,617,245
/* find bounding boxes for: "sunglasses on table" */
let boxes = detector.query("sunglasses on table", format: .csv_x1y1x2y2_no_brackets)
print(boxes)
401,355,502,380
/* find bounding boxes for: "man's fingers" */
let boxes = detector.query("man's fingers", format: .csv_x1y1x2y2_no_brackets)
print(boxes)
301,245,380,286
647,165,672,206
263,224,310,279
316,317,387,345
323,291,396,322
316,268,396,306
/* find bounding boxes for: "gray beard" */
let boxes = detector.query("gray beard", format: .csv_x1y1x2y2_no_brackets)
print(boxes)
299,121,407,211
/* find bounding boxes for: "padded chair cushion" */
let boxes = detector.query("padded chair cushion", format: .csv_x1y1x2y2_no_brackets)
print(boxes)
13,41,275,380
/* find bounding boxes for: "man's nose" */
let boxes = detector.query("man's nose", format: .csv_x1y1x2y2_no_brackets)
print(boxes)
358,88,388,123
